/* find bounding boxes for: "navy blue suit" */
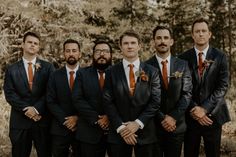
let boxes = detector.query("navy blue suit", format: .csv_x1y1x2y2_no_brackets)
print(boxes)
4,58,54,157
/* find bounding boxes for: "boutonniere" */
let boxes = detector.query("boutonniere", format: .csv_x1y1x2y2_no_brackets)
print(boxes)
169,71,183,79
34,62,41,72
203,59,214,68
135,69,149,82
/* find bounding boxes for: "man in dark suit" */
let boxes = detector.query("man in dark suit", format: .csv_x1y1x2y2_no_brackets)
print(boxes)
47,39,81,157
103,30,161,157
72,40,112,157
146,26,192,157
179,18,230,157
3,31,54,157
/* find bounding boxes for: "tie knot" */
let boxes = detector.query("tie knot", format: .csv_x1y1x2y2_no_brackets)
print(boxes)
161,60,168,65
98,70,104,74
28,62,32,65
198,52,203,56
69,71,75,75
128,64,134,68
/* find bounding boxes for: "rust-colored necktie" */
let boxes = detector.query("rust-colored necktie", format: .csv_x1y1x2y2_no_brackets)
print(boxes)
129,64,135,96
198,52,204,77
69,71,75,90
161,60,168,90
99,70,105,89
28,62,34,90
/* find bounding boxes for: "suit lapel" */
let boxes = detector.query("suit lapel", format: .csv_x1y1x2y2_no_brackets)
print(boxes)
17,59,29,89
60,67,71,92
117,62,130,96
91,67,101,92
202,47,214,82
168,56,177,91
189,49,201,84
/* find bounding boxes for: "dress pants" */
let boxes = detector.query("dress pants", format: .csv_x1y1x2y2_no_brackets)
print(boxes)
9,123,51,157
109,143,155,157
184,121,222,157
51,132,78,157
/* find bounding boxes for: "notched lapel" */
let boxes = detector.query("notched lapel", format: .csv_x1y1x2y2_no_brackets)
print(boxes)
202,48,215,82
117,63,130,96
17,60,29,89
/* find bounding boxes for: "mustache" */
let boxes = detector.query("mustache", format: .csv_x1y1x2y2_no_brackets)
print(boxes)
97,56,107,61
158,43,167,47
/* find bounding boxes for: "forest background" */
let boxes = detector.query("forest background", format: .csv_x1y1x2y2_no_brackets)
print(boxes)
0,0,236,156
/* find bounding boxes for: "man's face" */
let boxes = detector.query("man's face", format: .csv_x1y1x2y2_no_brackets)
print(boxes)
22,35,40,56
153,29,173,54
120,36,141,61
192,22,211,47
93,43,112,70
64,43,81,65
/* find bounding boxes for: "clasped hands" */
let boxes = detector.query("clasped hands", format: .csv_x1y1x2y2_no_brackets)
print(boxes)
97,115,109,130
190,106,213,126
63,115,78,132
161,115,176,132
23,106,41,122
120,121,140,146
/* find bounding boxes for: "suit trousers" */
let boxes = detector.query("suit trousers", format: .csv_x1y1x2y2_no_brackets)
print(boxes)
109,143,155,157
51,133,78,157
155,131,184,157
184,122,222,157
78,135,110,157
9,123,51,157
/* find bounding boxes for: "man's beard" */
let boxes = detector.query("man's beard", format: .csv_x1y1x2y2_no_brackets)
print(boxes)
93,57,112,70
66,57,77,65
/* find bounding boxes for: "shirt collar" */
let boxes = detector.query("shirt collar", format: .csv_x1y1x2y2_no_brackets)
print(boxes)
155,54,171,65
122,58,140,69
66,64,79,73
22,57,37,65
194,45,209,57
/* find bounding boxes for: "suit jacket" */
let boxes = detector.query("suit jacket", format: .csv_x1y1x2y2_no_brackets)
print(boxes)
4,58,54,129
146,56,192,134
103,62,161,145
72,66,108,144
47,66,78,136
179,47,230,126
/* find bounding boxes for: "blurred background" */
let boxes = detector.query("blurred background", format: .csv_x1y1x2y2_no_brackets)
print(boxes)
0,0,236,156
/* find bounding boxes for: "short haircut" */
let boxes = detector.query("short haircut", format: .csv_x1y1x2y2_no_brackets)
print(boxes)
63,39,80,51
119,30,141,45
152,25,173,39
23,31,40,43
93,40,112,54
192,18,210,33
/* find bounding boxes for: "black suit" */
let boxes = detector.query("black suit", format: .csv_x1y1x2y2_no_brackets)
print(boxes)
179,47,230,157
47,66,79,157
3,58,54,157
72,66,110,157
103,62,161,157
146,56,192,157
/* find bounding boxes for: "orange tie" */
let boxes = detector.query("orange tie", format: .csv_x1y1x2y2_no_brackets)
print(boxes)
198,52,204,77
69,71,75,90
129,64,135,96
99,70,105,89
161,60,168,90
28,62,34,90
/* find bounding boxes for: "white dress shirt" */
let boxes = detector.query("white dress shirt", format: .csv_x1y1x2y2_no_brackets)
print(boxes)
194,45,209,65
155,54,171,81
22,57,37,81
65,64,79,84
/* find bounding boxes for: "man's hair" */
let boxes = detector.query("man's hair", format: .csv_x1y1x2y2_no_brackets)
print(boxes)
192,18,210,33
119,30,141,45
63,39,81,51
23,31,40,42
93,40,112,54
152,25,173,39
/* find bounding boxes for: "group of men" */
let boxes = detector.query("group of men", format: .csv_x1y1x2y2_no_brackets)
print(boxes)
3,17,230,157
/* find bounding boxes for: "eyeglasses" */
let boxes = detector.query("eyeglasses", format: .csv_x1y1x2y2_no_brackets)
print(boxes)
94,49,110,55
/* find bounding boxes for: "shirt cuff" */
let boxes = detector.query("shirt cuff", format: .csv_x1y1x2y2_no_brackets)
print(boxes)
33,107,39,115
135,119,144,129
116,124,126,133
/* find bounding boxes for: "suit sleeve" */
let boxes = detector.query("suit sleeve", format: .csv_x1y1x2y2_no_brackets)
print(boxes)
3,67,29,113
34,63,55,114
47,72,67,124
201,54,229,113
136,69,161,125
72,71,99,126
169,62,192,120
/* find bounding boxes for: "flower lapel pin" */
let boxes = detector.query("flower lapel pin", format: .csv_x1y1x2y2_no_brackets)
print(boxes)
169,71,183,79
34,62,41,72
135,69,149,82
